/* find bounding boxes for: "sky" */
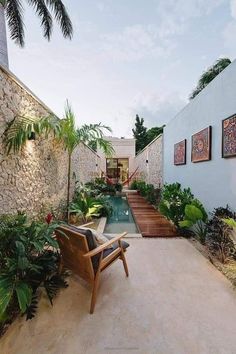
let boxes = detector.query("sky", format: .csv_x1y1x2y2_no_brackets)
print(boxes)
6,0,236,137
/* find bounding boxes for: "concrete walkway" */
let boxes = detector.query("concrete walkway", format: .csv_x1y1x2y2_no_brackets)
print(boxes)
1,238,236,354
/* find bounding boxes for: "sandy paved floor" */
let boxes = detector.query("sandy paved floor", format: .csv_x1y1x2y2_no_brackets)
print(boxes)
1,238,236,354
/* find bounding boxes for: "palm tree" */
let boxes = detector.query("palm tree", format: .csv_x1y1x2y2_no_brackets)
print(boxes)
190,58,231,99
60,102,114,216
0,4,8,67
0,0,73,48
4,102,114,218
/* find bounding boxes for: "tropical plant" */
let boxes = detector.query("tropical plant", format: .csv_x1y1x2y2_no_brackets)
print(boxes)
85,178,116,196
179,199,208,244
57,102,114,217
207,206,236,263
69,195,103,222
159,183,194,228
190,58,231,99
3,114,61,154
71,182,113,220
0,0,73,47
0,213,68,324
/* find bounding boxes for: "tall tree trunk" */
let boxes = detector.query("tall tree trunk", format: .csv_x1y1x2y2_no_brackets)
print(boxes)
0,5,9,68
66,153,71,221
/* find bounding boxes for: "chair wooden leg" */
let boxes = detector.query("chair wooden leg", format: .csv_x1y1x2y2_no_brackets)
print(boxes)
90,252,103,314
119,241,129,277
90,269,101,314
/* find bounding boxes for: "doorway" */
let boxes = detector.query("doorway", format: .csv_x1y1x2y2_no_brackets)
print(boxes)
106,158,129,184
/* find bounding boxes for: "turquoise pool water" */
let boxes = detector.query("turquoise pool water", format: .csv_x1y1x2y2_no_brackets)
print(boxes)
104,196,138,234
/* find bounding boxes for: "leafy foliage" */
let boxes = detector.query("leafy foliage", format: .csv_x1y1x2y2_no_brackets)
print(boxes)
190,58,231,99
0,213,68,323
132,115,147,153
70,182,113,222
3,115,61,154
3,0,73,47
69,196,103,222
131,180,161,205
159,183,194,228
85,178,116,196
207,206,236,263
179,199,208,244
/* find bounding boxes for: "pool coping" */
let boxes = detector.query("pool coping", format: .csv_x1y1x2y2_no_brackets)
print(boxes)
98,216,142,238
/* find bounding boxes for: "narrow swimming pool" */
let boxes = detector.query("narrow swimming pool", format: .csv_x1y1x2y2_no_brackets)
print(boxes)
104,195,138,234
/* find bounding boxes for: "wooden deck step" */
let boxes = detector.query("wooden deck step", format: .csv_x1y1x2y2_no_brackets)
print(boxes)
126,194,177,238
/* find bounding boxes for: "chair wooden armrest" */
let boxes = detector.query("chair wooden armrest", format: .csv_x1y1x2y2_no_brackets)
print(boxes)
80,221,95,227
70,221,95,228
84,232,127,258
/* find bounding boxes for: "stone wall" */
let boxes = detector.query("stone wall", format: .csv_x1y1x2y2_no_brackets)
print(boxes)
0,65,100,216
134,135,163,187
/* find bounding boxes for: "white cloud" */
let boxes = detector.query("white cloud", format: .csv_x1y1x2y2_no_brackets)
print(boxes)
99,24,174,62
156,0,224,40
129,91,186,128
222,0,236,53
230,0,236,18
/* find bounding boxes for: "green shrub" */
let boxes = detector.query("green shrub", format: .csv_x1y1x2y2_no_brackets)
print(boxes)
0,213,68,324
131,180,160,205
207,206,236,263
179,199,208,244
159,182,194,228
85,179,116,196
130,180,138,190
136,180,147,196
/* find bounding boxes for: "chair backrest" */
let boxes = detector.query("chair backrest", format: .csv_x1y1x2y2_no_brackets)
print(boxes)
55,225,95,282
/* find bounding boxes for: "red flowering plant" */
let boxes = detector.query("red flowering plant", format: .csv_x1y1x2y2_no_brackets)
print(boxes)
45,213,53,225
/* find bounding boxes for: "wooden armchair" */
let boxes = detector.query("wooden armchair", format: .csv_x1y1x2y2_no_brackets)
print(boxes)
55,224,129,314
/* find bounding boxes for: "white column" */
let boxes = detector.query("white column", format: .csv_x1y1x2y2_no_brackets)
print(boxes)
0,5,9,68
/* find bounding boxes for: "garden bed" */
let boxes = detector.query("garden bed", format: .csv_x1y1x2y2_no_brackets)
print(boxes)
189,237,236,288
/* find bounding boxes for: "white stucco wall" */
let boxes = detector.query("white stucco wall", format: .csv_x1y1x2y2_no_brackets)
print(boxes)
98,137,136,173
163,60,236,212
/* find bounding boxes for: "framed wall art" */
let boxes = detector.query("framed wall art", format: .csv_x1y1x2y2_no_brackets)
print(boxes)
191,126,212,163
222,114,236,158
174,139,186,165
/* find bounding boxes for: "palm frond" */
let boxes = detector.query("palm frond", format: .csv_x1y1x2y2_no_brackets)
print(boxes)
45,0,73,39
26,0,53,40
59,101,79,154
96,137,114,157
5,0,25,46
77,123,114,156
3,115,61,154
